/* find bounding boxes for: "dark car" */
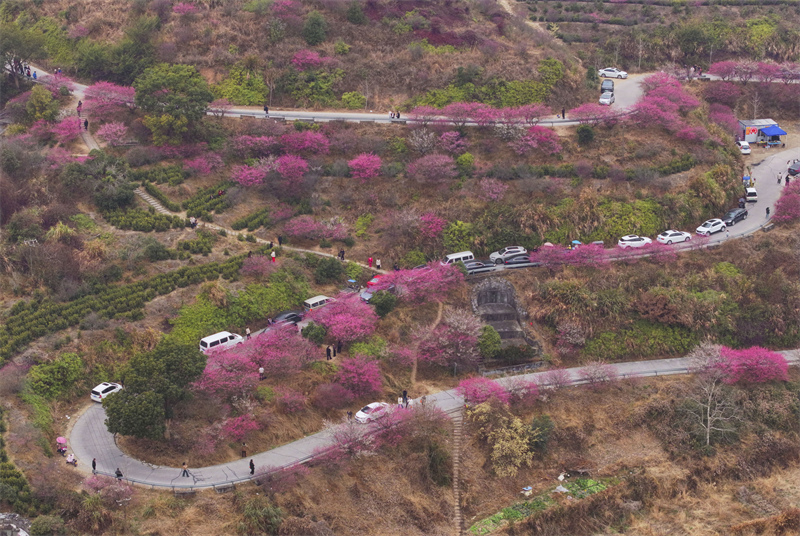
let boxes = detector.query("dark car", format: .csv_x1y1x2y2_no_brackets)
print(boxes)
722,207,748,226
600,79,614,94
463,261,497,275
273,311,304,325
502,255,538,269
789,162,800,176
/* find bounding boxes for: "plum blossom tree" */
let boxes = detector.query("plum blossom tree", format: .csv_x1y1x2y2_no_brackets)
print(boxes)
417,308,482,368
708,61,738,81
83,82,136,119
249,325,318,376
755,62,781,83
309,293,378,343
568,103,619,127
347,153,382,181
291,49,328,70
479,178,508,201
716,346,789,384
173,2,200,14
371,263,464,304
51,117,82,144
640,71,682,94
185,153,223,175
419,212,447,239
230,135,279,158
276,154,309,191
222,415,259,441
538,367,571,389
646,84,700,113
630,97,682,131
336,355,382,398
405,154,457,182
438,131,468,154
192,347,258,401
504,104,551,126
95,122,128,146
408,106,440,127
209,98,233,117
703,82,742,108
280,131,329,155
232,164,271,186
774,182,800,223
708,104,739,135
456,377,510,405
509,125,562,155
577,361,618,388
241,255,279,277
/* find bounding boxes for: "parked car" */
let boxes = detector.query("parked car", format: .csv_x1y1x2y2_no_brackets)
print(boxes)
722,207,748,226
355,402,391,423
736,141,751,155
745,187,758,203
657,230,692,245
200,331,244,353
696,219,726,236
273,310,304,325
366,274,384,287
600,79,614,94
789,162,800,176
599,91,615,105
463,261,496,275
502,255,538,269
617,235,652,248
598,67,628,79
489,246,528,264
91,382,122,403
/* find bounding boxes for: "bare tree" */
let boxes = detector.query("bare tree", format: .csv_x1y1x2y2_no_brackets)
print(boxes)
685,374,739,447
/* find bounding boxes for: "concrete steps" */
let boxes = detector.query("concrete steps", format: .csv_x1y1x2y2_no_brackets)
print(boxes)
452,410,464,536
134,188,174,216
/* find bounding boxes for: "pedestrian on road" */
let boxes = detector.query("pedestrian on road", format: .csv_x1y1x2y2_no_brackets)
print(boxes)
83,119,89,131
752,177,756,186
259,366,264,380
395,111,400,119
394,263,400,271
778,173,782,185
77,102,82,117
389,111,394,119
246,327,251,340
250,459,255,475
332,345,337,358
32,71,36,80
339,249,345,261
278,235,283,246
766,207,770,218
92,458,96,474
115,468,123,481
376,259,382,270
264,104,269,116
326,346,332,360
271,250,276,263
181,462,189,477
337,340,342,354
368,257,373,268
726,227,729,239
561,108,566,120
241,442,247,458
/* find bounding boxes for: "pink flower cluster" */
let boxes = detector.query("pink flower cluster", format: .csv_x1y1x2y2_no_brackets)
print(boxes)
348,153,382,181
83,82,136,120
406,154,457,182
456,377,510,405
276,388,307,413
222,415,259,441
371,263,464,304
280,131,329,155
716,346,789,384
509,125,562,155
283,215,347,240
568,103,620,127
419,212,447,239
308,293,378,343
230,135,279,158
185,153,224,175
96,122,128,146
68,25,89,39
438,131,468,154
408,103,551,127
336,355,382,398
173,2,199,14
232,164,271,186
708,104,738,135
241,255,278,277
52,117,82,145
291,50,330,71
774,181,800,223
479,178,508,201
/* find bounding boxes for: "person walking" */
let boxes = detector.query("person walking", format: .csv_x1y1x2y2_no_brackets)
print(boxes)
181,462,189,477
766,207,770,218
246,327,251,340
258,366,264,381
778,173,782,185
337,340,342,355
263,104,269,116
339,249,345,261
394,263,400,271
561,108,566,120
92,458,96,474
326,346,332,360
83,119,89,131
726,227,730,239
241,442,247,458
278,235,283,246
271,250,276,263
376,259,382,270
115,468,123,481
332,345,337,358
249,459,255,475
368,257,373,268
77,102,82,117
395,111,400,119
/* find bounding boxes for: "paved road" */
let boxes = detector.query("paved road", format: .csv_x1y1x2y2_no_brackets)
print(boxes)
70,349,800,489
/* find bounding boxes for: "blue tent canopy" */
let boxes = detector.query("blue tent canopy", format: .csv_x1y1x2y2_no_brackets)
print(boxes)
760,125,787,136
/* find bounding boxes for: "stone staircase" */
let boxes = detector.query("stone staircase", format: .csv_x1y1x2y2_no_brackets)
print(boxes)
134,188,175,215
452,409,465,536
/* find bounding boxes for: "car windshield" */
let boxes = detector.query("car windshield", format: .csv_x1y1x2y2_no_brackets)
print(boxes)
702,222,712,227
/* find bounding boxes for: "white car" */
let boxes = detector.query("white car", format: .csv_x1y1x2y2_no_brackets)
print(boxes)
656,230,691,245
599,91,615,105
617,235,652,248
598,67,628,79
736,141,751,155
91,382,122,403
489,246,528,264
696,219,726,236
355,402,391,423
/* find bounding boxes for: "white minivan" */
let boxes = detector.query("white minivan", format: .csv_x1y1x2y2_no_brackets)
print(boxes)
199,331,244,353
303,295,334,312
441,251,475,266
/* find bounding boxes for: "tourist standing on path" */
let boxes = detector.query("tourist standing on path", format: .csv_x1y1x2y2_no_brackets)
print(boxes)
376,259,382,270
278,235,283,246
83,119,89,131
241,442,247,458
337,340,342,355
115,468,123,481
778,173,782,185
339,249,345,261
332,345,337,358
92,458,96,474
326,346,332,360
77,101,82,117
271,250,276,263
561,108,566,120
181,462,189,477
250,459,255,475
264,104,269,116
766,207,770,218
259,366,264,381
368,257,373,268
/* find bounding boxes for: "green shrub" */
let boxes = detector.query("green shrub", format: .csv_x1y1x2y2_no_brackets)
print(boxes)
144,240,178,261
478,326,502,359
101,209,185,232
182,183,234,219
495,345,536,364
443,221,475,252
142,182,181,211
178,230,216,255
577,124,595,145
130,164,187,186
529,415,554,453
28,353,84,400
301,322,327,344
582,321,697,361
355,213,374,237
341,91,366,110
455,152,475,176
255,385,276,402
334,40,351,55
319,238,332,248
231,208,271,231
314,257,344,284
349,337,388,357
402,250,427,268
29,515,65,536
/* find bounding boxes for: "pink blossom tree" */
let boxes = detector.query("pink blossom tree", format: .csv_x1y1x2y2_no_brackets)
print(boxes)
276,154,309,191
372,263,464,304
438,131,468,154
222,415,259,441
442,102,486,129
209,98,233,117
336,355,382,398
577,361,618,388
232,164,270,186
312,382,354,410
282,215,347,240
291,49,329,70
249,325,318,376
777,62,800,84
408,106,441,127
646,84,700,113
230,135,279,158
640,71,682,94
479,178,508,201
708,61,738,81
280,131,329,155
83,82,136,119
192,347,259,401
41,74,75,97
755,62,781,83
276,388,307,413
538,367,571,389
309,293,378,343
504,104,551,126
417,308,482,368
419,212,447,239
405,154,457,182
173,2,199,14
715,346,789,384
241,255,279,277
185,153,223,175
734,61,758,83
95,122,128,146
773,182,800,223
456,377,510,405
708,104,739,135
51,117,82,144
630,97,682,131
509,125,562,155
568,103,620,127
348,153,382,181
703,82,742,108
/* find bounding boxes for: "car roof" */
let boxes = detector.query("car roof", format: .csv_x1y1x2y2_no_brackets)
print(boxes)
746,187,756,193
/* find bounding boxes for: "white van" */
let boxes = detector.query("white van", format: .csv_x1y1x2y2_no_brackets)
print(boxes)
199,331,244,353
303,295,334,312
441,251,475,266
745,187,758,202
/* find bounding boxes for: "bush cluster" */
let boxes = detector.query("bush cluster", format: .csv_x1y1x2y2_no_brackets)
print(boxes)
0,257,245,361
182,184,233,221
231,208,271,231
0,406,35,515
102,208,186,232
142,181,181,212
130,164,187,186
178,230,216,255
